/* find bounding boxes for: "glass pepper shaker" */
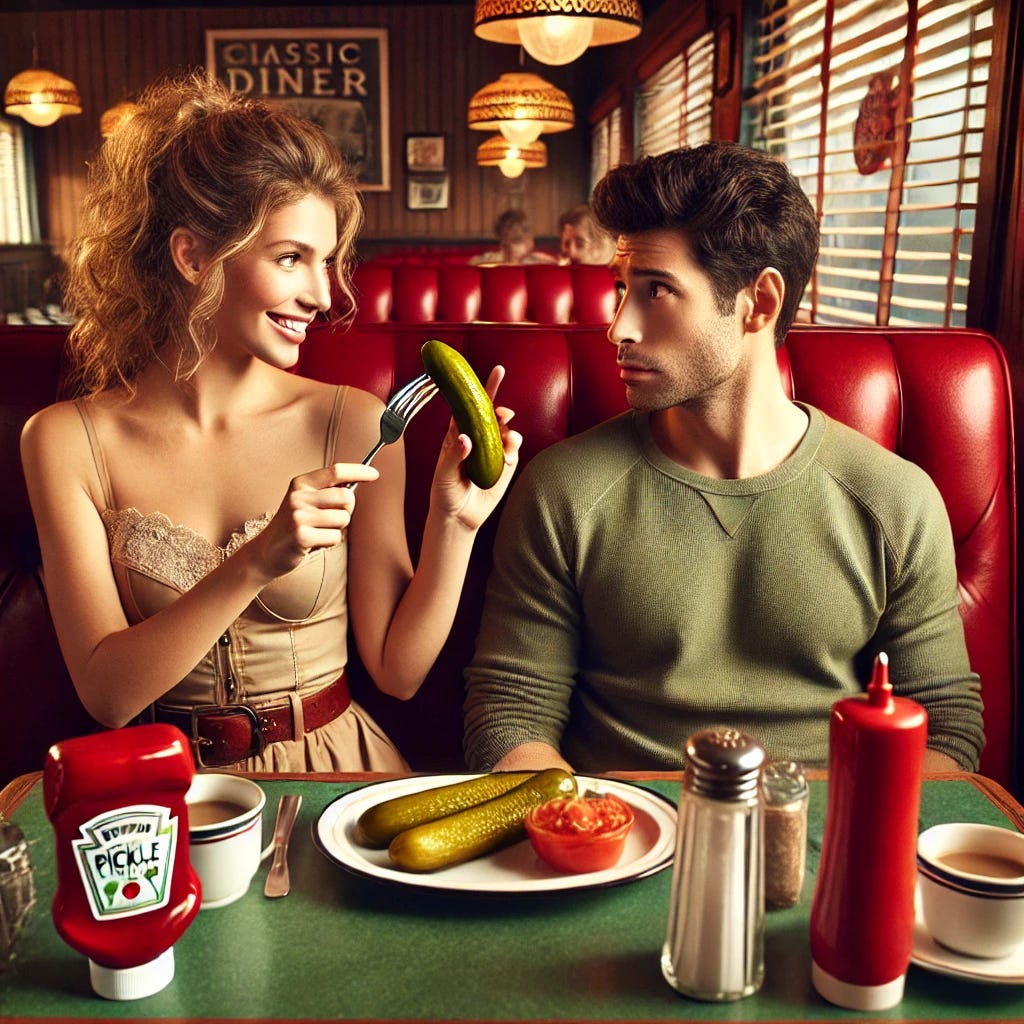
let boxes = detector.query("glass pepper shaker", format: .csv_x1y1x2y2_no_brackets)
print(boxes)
762,760,809,910
661,727,766,1002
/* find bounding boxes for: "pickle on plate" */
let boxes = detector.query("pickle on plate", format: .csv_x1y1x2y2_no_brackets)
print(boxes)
355,771,535,849
388,768,577,873
421,338,505,489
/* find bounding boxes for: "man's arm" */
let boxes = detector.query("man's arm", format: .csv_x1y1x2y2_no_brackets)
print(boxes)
464,460,581,770
873,468,984,772
492,742,573,772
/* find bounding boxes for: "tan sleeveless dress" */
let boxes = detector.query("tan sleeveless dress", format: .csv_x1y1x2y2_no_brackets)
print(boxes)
75,388,407,773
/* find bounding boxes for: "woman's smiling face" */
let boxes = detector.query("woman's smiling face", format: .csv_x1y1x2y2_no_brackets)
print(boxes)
212,194,338,369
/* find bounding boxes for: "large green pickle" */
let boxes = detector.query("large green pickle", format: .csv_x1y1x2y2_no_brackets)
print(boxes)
421,338,505,489
388,768,578,872
355,772,535,848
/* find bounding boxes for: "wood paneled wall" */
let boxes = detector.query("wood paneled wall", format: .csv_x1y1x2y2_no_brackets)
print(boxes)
0,4,593,257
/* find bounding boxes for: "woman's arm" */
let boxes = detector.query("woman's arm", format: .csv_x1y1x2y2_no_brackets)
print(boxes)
21,400,377,726
346,367,521,699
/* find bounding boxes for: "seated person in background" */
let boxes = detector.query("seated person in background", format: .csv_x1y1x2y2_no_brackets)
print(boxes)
20,73,521,773
558,203,616,265
470,209,558,265
464,142,983,776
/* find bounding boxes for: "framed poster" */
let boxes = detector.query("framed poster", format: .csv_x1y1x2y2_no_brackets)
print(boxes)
405,133,446,172
406,174,449,211
206,28,390,191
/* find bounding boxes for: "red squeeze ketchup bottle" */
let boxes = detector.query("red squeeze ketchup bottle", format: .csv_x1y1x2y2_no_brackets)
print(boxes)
809,652,927,1011
44,723,201,1000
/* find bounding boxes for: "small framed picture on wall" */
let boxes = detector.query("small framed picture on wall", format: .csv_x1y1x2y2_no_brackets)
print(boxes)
405,133,446,173
406,173,449,211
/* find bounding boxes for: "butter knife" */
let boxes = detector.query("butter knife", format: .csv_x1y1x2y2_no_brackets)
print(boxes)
264,794,302,898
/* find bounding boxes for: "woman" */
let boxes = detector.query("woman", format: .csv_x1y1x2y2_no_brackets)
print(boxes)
20,73,521,772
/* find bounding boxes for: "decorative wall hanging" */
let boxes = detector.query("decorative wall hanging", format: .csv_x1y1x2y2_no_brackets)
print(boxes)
853,72,903,175
405,134,446,173
407,174,450,211
206,28,390,191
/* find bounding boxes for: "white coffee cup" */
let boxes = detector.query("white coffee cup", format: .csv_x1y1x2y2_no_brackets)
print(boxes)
917,822,1024,958
186,773,266,909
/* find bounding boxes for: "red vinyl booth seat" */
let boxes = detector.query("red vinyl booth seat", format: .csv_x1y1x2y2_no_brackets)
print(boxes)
349,261,618,325
0,323,1017,793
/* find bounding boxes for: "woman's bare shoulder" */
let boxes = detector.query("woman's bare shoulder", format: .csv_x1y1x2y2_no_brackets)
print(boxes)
21,397,84,450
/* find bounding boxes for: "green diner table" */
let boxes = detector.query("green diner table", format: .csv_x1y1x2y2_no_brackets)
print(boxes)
2,770,1023,1023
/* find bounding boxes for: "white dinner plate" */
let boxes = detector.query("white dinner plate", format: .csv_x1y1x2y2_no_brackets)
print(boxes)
313,774,677,894
911,884,1024,984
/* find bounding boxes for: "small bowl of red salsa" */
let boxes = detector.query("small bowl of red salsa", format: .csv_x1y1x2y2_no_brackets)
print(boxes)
524,793,635,873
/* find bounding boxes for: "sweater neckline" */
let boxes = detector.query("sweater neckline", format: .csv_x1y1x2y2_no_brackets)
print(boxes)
633,403,825,497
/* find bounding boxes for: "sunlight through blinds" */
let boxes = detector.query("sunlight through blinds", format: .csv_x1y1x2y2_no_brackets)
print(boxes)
636,31,715,158
747,0,992,326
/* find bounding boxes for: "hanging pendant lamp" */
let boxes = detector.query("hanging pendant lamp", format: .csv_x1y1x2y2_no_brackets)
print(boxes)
476,134,547,178
467,72,574,146
5,65,82,126
100,100,142,138
474,0,643,66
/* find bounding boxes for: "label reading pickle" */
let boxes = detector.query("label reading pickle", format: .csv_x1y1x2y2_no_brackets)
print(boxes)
421,339,504,489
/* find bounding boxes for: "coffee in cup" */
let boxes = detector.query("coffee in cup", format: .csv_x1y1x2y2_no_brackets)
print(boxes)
917,822,1024,958
186,774,266,909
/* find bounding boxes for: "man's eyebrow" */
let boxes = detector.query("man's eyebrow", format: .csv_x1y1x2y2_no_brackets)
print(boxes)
629,266,684,287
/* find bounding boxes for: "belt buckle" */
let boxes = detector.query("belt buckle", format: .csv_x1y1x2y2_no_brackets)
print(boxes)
190,703,266,768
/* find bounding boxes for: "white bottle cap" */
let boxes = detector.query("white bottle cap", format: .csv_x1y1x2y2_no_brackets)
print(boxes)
812,959,905,1011
88,946,175,1000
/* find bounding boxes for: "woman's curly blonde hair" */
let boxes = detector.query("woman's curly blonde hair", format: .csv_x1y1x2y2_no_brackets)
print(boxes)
63,70,364,396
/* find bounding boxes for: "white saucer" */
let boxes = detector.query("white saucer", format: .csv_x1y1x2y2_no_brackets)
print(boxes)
911,888,1024,984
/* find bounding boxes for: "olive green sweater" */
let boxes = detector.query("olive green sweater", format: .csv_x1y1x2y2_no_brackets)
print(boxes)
463,406,984,772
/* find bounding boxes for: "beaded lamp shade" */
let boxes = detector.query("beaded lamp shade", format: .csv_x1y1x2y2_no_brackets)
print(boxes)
476,133,547,168
476,133,548,177
100,101,143,138
4,67,82,126
467,72,574,145
474,0,643,65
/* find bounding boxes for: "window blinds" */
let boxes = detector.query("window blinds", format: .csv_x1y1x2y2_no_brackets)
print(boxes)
590,105,622,193
749,0,993,326
636,31,715,159
0,117,34,245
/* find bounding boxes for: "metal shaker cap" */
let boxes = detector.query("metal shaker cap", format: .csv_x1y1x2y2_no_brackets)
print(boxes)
685,728,766,799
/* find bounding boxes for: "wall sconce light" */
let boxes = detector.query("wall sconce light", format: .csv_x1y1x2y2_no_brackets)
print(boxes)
4,65,83,127
467,72,574,146
474,0,643,66
476,134,547,178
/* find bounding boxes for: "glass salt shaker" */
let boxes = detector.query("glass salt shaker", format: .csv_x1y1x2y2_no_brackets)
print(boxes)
662,727,766,1002
762,760,809,910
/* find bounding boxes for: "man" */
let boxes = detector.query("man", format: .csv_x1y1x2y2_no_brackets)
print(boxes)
558,203,616,265
463,143,983,774
470,209,557,266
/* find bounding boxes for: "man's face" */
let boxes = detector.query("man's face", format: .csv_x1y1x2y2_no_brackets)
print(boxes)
560,222,613,265
607,228,747,412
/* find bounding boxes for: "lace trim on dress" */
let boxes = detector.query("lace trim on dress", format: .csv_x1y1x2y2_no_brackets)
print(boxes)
102,507,272,593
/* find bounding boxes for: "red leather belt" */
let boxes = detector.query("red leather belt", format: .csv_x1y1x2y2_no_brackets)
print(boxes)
156,672,350,768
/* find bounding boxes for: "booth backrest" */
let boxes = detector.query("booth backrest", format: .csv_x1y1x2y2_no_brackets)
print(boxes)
0,322,1017,791
349,261,619,325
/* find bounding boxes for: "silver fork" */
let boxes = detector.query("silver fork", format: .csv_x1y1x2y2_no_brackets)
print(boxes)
347,372,438,487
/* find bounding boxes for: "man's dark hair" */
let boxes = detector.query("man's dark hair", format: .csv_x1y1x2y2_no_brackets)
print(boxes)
591,143,820,344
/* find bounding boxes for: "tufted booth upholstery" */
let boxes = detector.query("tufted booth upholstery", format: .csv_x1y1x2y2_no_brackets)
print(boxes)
348,261,619,325
0,322,1017,792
